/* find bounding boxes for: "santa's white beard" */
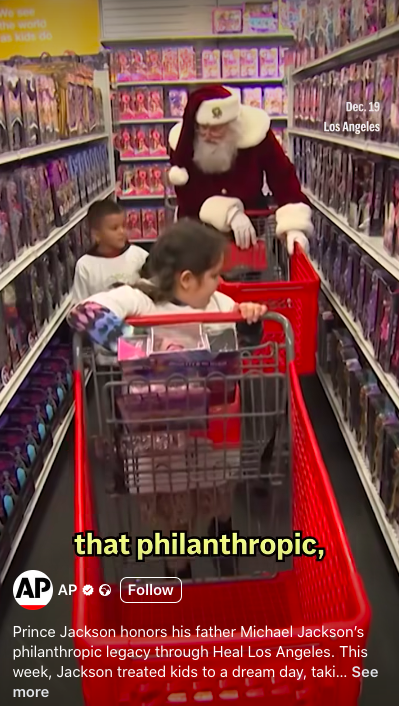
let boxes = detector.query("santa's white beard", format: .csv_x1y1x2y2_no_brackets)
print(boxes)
193,130,238,174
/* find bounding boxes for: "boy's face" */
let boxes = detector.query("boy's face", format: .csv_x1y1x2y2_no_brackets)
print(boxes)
95,213,126,251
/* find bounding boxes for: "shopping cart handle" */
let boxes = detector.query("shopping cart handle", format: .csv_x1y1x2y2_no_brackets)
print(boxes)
125,311,295,361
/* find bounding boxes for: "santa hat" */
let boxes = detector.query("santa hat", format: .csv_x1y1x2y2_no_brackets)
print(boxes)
168,85,240,187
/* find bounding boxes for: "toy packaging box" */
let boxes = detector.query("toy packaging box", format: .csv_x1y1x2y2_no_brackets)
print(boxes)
141,208,158,239
146,49,163,81
131,88,149,119
279,0,299,30
149,164,165,194
133,126,150,157
162,48,179,81
259,48,279,78
222,49,241,79
212,7,243,34
178,47,196,80
119,88,135,121
243,2,279,33
148,125,166,156
1,272,37,368
19,166,46,245
167,89,188,117
20,72,40,149
134,166,151,196
147,88,164,119
243,87,262,109
0,172,27,259
27,261,47,333
201,49,221,79
263,87,283,114
130,49,147,81
0,72,10,153
0,183,14,272
240,49,259,78
157,207,166,234
117,323,240,416
3,68,24,151
126,209,142,241
380,424,399,523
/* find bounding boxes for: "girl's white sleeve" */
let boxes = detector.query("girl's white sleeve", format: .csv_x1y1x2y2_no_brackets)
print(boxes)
212,291,237,312
85,286,154,319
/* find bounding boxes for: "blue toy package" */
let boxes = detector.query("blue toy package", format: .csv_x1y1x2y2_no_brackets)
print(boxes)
77,152,89,204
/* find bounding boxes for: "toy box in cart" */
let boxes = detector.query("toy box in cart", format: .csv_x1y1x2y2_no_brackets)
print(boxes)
72,309,370,706
117,323,240,421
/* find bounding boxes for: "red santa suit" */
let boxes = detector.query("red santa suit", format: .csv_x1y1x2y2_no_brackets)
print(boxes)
167,85,313,251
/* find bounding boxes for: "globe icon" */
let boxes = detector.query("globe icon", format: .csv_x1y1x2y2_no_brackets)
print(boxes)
99,584,111,596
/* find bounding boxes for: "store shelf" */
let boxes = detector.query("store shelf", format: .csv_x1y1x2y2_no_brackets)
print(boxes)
114,77,284,87
292,24,399,77
115,115,287,125
0,371,91,585
103,32,295,45
313,260,399,409
304,188,399,281
0,185,115,292
120,155,170,162
0,132,108,166
118,194,165,201
288,127,399,160
0,295,72,417
115,118,178,125
317,365,399,573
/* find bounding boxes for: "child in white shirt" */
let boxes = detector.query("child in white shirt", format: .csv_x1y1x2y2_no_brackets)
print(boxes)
71,199,148,303
69,219,266,579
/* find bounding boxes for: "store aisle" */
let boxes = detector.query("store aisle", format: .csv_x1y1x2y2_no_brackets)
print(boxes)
1,377,398,705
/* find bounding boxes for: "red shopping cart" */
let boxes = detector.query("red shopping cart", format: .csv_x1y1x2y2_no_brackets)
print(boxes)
73,310,370,706
218,209,320,376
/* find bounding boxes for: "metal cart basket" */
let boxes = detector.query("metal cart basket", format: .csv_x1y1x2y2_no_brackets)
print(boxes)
73,310,370,706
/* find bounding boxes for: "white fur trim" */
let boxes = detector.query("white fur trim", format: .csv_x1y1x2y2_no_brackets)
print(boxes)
168,121,182,151
275,203,314,238
199,196,243,233
236,106,270,148
168,105,270,151
196,92,240,126
168,165,189,186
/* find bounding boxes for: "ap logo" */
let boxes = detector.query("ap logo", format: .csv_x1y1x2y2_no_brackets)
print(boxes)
13,570,53,610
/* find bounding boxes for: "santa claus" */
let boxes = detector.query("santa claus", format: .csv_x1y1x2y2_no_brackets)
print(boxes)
168,85,313,253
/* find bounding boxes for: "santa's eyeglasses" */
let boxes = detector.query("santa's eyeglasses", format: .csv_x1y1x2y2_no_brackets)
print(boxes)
196,123,229,138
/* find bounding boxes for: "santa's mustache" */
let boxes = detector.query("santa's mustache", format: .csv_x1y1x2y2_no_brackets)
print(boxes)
193,133,238,174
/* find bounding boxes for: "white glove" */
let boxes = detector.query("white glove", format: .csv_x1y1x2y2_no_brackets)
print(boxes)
286,230,309,256
230,211,257,250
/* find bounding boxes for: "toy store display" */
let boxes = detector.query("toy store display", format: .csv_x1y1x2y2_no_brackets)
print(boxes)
0,332,75,576
113,83,288,125
317,292,399,533
114,123,168,159
0,222,85,390
311,210,399,382
116,163,174,199
293,136,399,258
293,54,399,144
0,142,110,274
110,45,289,84
295,0,398,68
0,60,105,156
125,207,172,241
